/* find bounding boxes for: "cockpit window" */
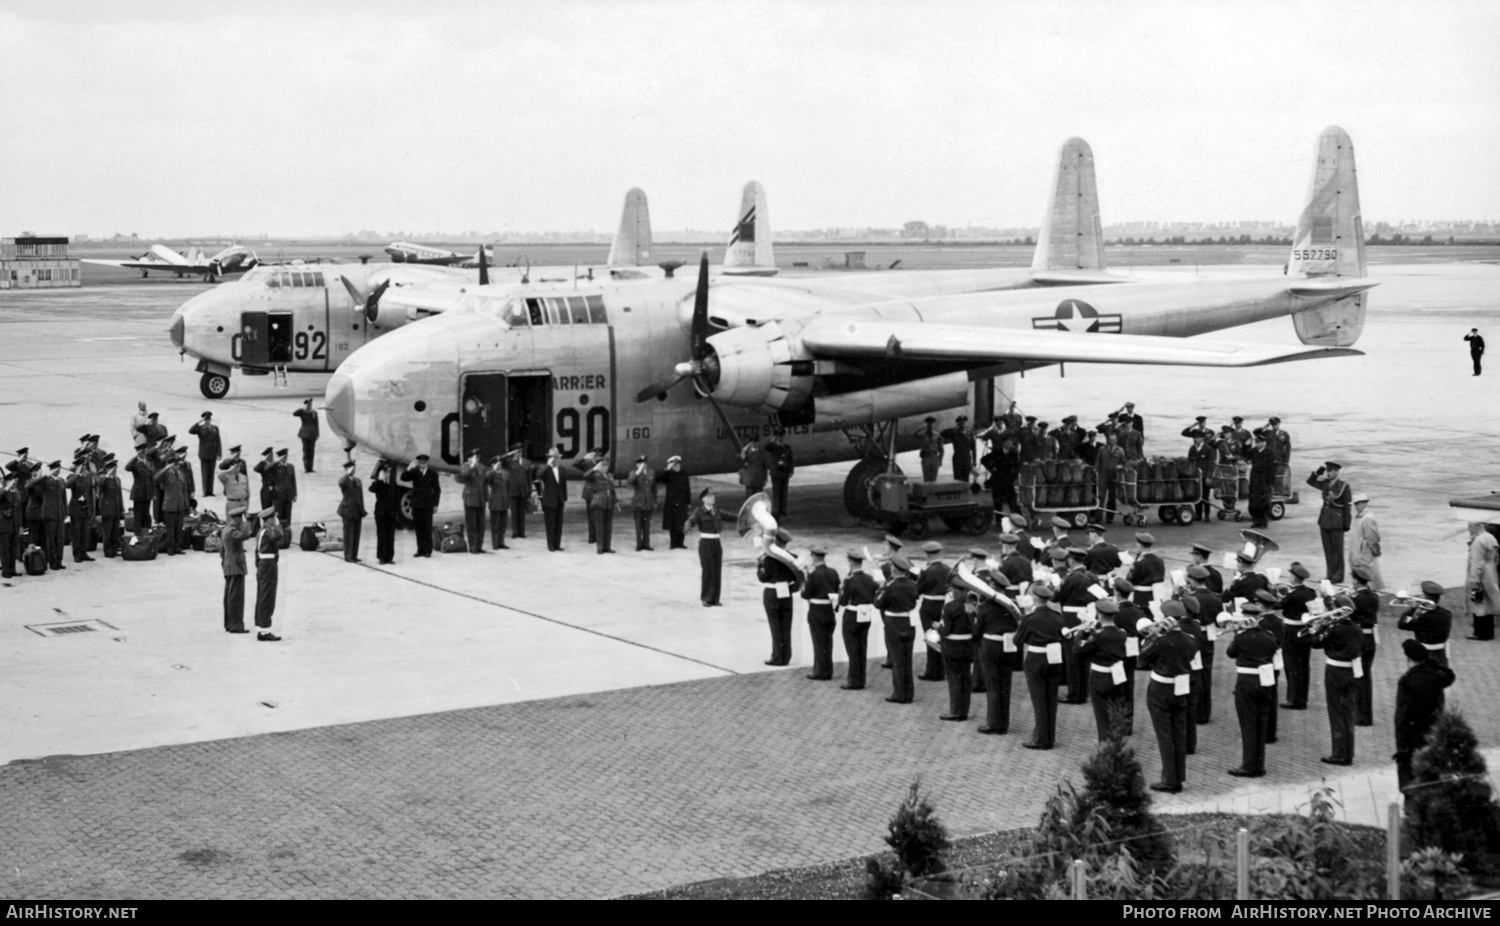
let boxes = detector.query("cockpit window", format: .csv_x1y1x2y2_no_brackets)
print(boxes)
310,271,324,288
525,298,545,326
567,296,590,325
545,297,567,325
501,298,529,327
586,294,608,324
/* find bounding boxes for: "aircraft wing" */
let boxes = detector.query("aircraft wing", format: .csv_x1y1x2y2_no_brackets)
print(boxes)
80,259,216,276
797,319,1363,368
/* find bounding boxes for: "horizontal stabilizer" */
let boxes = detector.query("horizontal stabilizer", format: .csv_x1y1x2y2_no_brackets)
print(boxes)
1030,269,1127,287
799,319,1363,368
1287,277,1379,298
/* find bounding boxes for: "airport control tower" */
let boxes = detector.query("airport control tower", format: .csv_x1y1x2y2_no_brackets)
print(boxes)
0,233,81,288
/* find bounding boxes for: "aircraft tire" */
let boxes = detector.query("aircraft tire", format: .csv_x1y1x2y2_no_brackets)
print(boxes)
843,457,887,522
199,372,230,399
397,488,414,530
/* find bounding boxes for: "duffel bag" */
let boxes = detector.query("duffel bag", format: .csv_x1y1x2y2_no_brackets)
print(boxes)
440,532,468,554
139,525,168,553
202,532,224,554
299,523,326,551
121,534,158,561
23,544,47,575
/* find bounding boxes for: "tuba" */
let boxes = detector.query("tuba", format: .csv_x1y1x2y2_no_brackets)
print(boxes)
953,562,1021,618
1239,529,1280,565
737,492,777,544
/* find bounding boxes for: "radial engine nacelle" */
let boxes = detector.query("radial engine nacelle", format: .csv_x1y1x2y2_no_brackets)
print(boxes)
702,321,814,412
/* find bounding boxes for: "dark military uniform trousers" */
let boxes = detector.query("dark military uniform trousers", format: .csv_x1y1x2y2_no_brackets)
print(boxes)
274,501,293,547
1121,654,1138,734
1325,666,1357,763
841,610,870,688
255,561,278,628
375,514,396,563
223,575,246,632
342,516,361,562
1196,644,1214,724
918,599,945,680
1356,638,1376,726
943,651,973,717
510,496,527,538
1283,633,1311,708
633,511,651,550
412,507,434,556
763,589,793,665
1234,673,1274,774
1319,528,1345,584
301,438,316,473
807,607,836,680
1062,636,1087,703
1146,680,1189,788
0,530,16,577
591,507,613,554
770,474,790,518
464,506,485,553
199,457,217,496
1267,670,1280,742
70,513,93,561
161,510,184,555
698,537,721,605
41,518,63,568
1022,651,1061,747
1088,669,1130,742
883,615,915,702
100,517,121,557
1185,680,1201,754
978,639,1015,732
132,498,152,531
488,510,509,549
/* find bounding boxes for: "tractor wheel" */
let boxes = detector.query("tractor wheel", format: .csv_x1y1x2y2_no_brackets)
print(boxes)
962,508,994,536
1269,501,1286,521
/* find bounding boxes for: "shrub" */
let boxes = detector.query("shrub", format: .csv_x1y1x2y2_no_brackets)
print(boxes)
1248,787,1381,900
863,857,904,901
1401,847,1475,900
1404,711,1500,877
1073,720,1175,875
884,777,950,880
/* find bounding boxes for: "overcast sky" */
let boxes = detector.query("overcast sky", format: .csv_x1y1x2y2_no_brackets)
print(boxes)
2,0,1496,237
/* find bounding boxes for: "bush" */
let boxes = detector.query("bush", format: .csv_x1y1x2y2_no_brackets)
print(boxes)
1248,786,1381,900
1401,847,1475,900
1073,718,1175,875
863,858,904,901
1404,711,1500,877
884,777,950,880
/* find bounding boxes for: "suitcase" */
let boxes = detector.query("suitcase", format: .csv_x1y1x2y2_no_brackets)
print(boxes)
299,524,326,551
318,538,344,553
121,534,158,561
23,544,47,576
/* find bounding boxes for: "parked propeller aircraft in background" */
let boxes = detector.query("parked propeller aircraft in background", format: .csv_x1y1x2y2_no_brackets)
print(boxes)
83,244,258,280
324,128,1371,525
384,241,495,267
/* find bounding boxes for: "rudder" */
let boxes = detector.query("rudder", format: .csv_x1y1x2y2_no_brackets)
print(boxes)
1031,137,1105,273
1289,126,1367,348
607,187,653,267
723,180,777,276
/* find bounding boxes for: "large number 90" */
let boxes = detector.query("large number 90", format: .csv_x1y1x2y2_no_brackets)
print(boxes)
555,407,611,458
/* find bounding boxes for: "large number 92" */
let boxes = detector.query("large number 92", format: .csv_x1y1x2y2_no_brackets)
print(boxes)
556,407,610,458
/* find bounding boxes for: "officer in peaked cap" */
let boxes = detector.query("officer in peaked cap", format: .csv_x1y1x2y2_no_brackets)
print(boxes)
251,507,283,641
1125,531,1164,608
1307,460,1352,582
1188,542,1224,595
757,526,801,666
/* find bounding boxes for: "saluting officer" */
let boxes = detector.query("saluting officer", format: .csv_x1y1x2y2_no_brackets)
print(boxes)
839,549,879,689
126,446,155,531
586,458,617,555
801,546,841,681
65,457,97,563
655,455,691,549
627,455,656,551
935,577,977,720
1188,434,1216,522
1398,581,1452,668
505,444,532,539
96,456,123,558
1225,607,1279,778
766,430,794,518
915,417,944,482
252,507,284,641
272,449,297,546
220,505,259,633
188,411,222,496
941,416,975,481
1349,565,1380,726
1307,461,1353,583
293,398,319,473
1277,563,1318,710
1139,601,1197,793
0,471,21,578
154,447,194,556
876,553,920,703
1306,598,1363,766
402,454,442,558
915,541,951,682
253,447,278,510
369,460,402,565
218,446,249,516
1080,598,1131,741
1266,417,1291,466
685,488,724,606
455,451,489,554
758,528,801,665
1125,532,1164,608
1015,584,1066,748
1181,415,1212,441
337,460,365,563
484,453,513,550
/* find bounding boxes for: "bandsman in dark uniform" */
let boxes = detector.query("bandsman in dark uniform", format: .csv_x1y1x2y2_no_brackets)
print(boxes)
627,455,656,551
337,460,365,563
1112,577,1146,734
369,460,402,565
1349,565,1380,726
685,488,724,606
878,533,904,581
220,505,258,633
997,534,1033,589
801,546,840,680
961,547,992,694
1177,595,1208,752
484,453,513,550
188,412,222,496
875,553,920,703
1125,532,1164,608
293,398,319,473
935,577,977,720
1014,584,1065,748
402,454,442,558
1244,600,1284,744
1397,581,1451,669
758,528,801,665
838,548,878,689
1394,639,1456,791
1079,598,1130,741
1277,563,1318,709
655,454,691,549
1307,461,1353,583
1305,598,1363,766
455,451,490,554
1139,601,1197,793
1187,543,1224,595
1084,523,1121,575
1007,513,1040,564
1056,547,1100,704
915,541,951,682
1224,606,1279,777
974,560,1021,733
1225,552,1270,607
252,508,284,641
1186,565,1224,725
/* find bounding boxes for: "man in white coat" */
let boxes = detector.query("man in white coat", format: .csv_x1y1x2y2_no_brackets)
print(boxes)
1349,493,1382,590
1466,522,1500,641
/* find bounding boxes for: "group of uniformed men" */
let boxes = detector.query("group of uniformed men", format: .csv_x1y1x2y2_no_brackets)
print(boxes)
751,512,1458,795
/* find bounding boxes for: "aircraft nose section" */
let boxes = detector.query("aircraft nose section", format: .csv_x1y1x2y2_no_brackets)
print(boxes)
325,372,355,444
169,311,185,349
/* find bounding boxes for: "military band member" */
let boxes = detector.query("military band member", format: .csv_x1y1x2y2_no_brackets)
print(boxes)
220,506,258,633
484,453,513,550
218,446,249,516
627,455,656,551
1188,543,1223,595
1398,581,1452,669
916,541,951,682
1079,598,1130,742
370,461,402,565
1015,584,1065,748
759,528,801,666
253,508,284,641
974,565,1021,733
1113,577,1146,734
839,548,878,689
1224,552,1269,605
1056,547,1099,704
1243,600,1283,744
656,455,691,549
188,411,222,496
1139,601,1197,793
126,446,155,531
1224,607,1278,777
961,548,992,694
1186,566,1223,725
1277,563,1318,710
1394,639,1455,791
876,553,920,703
1125,532,1164,608
801,546,840,680
1177,596,1209,754
1306,599,1363,765
935,579,977,720
1308,461,1353,583
685,488,723,607
1084,523,1121,575
456,451,489,554
337,460,365,563
293,398,319,473
1348,565,1380,726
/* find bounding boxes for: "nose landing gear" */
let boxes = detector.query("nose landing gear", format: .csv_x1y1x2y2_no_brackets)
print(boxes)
199,372,230,399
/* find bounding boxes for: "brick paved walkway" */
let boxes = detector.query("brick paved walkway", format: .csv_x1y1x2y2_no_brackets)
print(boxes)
5,618,1496,899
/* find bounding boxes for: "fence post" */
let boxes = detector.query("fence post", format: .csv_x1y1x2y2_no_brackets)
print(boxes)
1387,801,1402,900
1072,858,1086,900
1236,827,1250,899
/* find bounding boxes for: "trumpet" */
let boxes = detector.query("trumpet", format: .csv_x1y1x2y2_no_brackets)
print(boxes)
1216,615,1262,634
1139,616,1180,641
1390,593,1438,613
1301,606,1355,640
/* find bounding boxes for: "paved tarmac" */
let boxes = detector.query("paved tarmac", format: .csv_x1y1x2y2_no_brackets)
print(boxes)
2,261,1497,898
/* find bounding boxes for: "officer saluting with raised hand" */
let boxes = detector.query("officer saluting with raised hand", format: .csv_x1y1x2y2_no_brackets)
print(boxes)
627,455,656,552
483,452,513,551
1307,460,1353,583
838,548,878,690
455,450,489,554
293,398,319,474
655,455,691,550
402,454,441,558
337,460,365,563
369,460,402,565
801,546,841,681
188,411,222,497
220,505,259,633
217,445,249,516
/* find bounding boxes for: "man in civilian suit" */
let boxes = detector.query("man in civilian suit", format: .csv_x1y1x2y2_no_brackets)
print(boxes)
539,447,568,551
401,455,441,558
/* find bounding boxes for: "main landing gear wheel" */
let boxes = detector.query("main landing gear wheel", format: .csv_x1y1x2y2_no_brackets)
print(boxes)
199,372,230,399
844,457,892,522
397,487,414,530
1269,501,1286,521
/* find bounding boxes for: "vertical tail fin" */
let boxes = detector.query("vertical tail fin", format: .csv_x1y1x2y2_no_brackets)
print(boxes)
607,187,654,267
1289,126,1367,348
1030,137,1105,273
723,180,777,276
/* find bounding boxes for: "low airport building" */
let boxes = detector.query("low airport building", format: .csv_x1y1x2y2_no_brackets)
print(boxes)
1,234,81,288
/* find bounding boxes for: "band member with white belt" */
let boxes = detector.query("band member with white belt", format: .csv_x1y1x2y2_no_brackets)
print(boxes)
876,553,920,704
1305,600,1363,765
974,565,1022,734
1139,600,1197,793
935,576,977,720
1125,532,1165,608
1276,563,1318,710
838,549,879,690
685,488,724,607
1014,584,1065,749
1176,595,1208,755
1079,598,1130,742
916,541,951,682
1186,565,1224,725
1349,565,1381,726
1224,609,1278,778
757,527,801,665
1397,581,1452,669
1055,547,1098,705
1111,577,1147,735
801,546,841,681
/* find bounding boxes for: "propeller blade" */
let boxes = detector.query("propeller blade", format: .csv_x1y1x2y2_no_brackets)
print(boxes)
364,279,392,323
339,274,366,306
691,251,710,361
478,244,489,286
703,391,745,453
635,372,686,403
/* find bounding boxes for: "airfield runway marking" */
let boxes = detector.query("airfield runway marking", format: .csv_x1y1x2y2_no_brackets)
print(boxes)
327,550,742,677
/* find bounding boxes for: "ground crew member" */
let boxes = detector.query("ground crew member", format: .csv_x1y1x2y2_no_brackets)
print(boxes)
1464,327,1485,376
684,483,723,606
739,441,768,499
627,455,656,551
759,527,801,666
484,453,512,550
272,449,297,546
369,461,402,565
915,540,951,682
293,398,319,473
1349,566,1379,725
656,455,691,549
876,553,919,703
65,458,96,563
1056,547,1098,704
915,417,944,482
1398,581,1452,668
402,454,442,558
1126,532,1164,608
218,446,249,516
1225,606,1278,778
1306,601,1362,766
936,579,977,720
801,546,840,680
1467,520,1500,640
942,416,975,481
337,460,365,563
154,448,193,556
1015,584,1065,748
0,471,21,578
1188,433,1216,522
1247,431,1277,528
1308,461,1352,582
188,412,222,496
1277,562,1318,709
1186,566,1223,725
766,430,794,518
587,458,616,555
253,508,284,641
1140,601,1196,793
1188,543,1223,595
974,565,1020,734
838,549,879,689
456,451,489,553
1394,639,1456,790
220,506,258,633
537,448,567,552
126,446,155,531
1079,598,1130,741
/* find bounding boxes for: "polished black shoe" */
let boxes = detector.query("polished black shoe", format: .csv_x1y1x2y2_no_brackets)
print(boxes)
1320,756,1352,766
1149,782,1182,794
976,726,1006,735
1280,703,1305,710
884,696,907,703
77,555,95,562
1227,767,1263,778
806,674,832,681
918,674,942,681
1266,738,1278,744
228,628,249,634
53,563,66,570
378,560,393,565
257,632,282,642
764,659,779,666
839,684,864,690
880,661,893,669
939,713,968,721
1022,741,1051,750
